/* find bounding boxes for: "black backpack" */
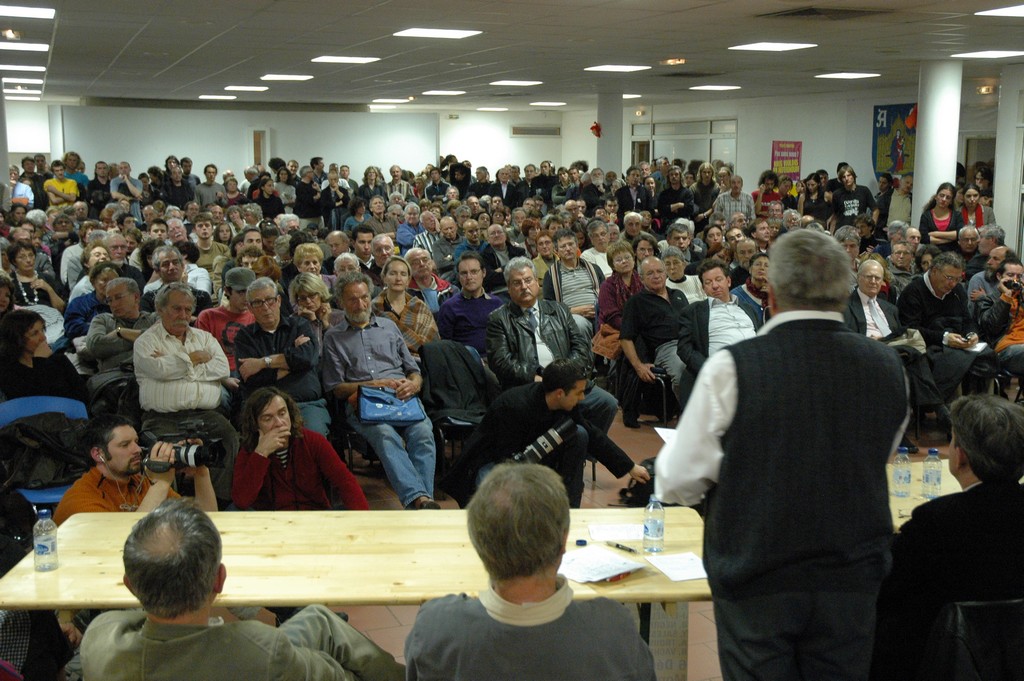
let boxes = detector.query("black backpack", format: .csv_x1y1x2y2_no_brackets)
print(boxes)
618,456,656,507
0,412,91,492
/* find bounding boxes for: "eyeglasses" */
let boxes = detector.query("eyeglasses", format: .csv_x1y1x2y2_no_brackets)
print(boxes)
509,276,535,289
249,296,279,308
937,271,961,284
295,294,320,304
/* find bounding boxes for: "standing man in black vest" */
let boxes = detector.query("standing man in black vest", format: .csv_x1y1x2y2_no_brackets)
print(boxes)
656,229,908,681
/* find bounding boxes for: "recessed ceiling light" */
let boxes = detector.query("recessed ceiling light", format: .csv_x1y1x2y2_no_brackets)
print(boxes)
4,94,37,100
977,85,996,95
394,28,481,39
368,104,395,110
976,4,1024,16
530,101,566,106
2,76,40,83
0,5,55,19
0,41,47,52
260,74,313,81
0,64,44,71
422,90,464,95
815,72,880,80
311,55,380,64
584,64,650,72
952,50,1024,58
2,29,20,40
224,85,268,91
689,85,741,91
729,42,817,52
2,87,37,93
372,98,410,103
622,93,642,99
199,95,236,100
489,80,541,86
660,58,687,66
477,107,508,112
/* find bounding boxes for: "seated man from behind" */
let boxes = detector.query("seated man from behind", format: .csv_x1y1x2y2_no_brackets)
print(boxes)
232,387,368,511
81,499,404,681
54,414,216,525
406,463,656,681
871,395,1024,680
322,272,439,510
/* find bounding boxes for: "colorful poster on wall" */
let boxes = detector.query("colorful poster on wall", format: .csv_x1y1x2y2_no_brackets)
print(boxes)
873,103,917,180
771,141,802,181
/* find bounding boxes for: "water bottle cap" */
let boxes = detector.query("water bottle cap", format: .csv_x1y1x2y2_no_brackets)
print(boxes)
897,446,908,453
38,509,51,519
928,448,939,455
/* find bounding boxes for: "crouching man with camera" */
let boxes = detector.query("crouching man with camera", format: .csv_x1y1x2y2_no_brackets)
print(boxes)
441,358,649,508
54,414,217,526
978,256,1024,373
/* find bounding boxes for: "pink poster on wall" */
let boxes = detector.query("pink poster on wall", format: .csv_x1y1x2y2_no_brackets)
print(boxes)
771,141,802,181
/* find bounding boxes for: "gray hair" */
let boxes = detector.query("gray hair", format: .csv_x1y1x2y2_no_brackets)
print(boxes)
949,394,1024,483
767,230,852,312
154,281,195,312
586,219,607,236
246,276,278,300
504,256,537,285
123,500,221,619
958,225,979,239
334,270,373,300
334,252,359,275
834,225,860,245
24,209,46,228
105,277,139,295
371,234,393,249
623,211,642,224
453,205,471,218
151,245,182,268
404,203,421,216
666,221,693,238
467,463,569,582
277,213,300,230
783,209,801,222
86,230,110,245
979,224,1005,245
661,246,684,261
241,204,263,220
886,220,908,240
931,251,966,272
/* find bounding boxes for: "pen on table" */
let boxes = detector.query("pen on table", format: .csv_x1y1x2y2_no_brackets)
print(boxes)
606,541,639,554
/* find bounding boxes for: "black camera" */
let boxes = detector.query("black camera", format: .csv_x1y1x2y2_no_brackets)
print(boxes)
509,417,576,465
139,420,226,473
1006,279,1022,292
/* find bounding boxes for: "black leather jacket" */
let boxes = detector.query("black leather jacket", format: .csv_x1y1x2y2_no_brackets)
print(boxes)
485,299,592,388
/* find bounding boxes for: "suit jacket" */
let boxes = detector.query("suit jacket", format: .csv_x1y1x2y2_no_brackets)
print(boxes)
872,482,1024,679
676,298,761,374
488,182,521,208
615,184,650,224
843,290,904,339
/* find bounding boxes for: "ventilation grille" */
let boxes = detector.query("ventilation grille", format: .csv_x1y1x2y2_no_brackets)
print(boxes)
757,6,892,20
511,125,561,137
659,71,724,79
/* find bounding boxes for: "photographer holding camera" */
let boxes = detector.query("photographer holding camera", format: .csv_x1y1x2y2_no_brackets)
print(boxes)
54,414,217,526
977,256,1024,373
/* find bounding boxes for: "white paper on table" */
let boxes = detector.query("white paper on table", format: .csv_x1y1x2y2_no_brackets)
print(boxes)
654,427,677,446
588,524,644,541
558,546,646,583
645,552,708,581
967,341,989,353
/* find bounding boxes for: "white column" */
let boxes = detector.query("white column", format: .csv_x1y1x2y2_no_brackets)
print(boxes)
596,92,623,174
0,96,7,170
994,64,1024,251
913,61,963,222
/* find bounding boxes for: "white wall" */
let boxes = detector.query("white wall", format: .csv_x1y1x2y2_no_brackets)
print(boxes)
6,100,51,168
437,109,564,174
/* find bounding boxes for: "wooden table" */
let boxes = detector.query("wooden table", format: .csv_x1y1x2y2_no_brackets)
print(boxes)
0,507,708,637
887,460,960,528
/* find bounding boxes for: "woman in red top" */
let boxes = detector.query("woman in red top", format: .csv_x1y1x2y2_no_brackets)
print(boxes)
233,387,368,511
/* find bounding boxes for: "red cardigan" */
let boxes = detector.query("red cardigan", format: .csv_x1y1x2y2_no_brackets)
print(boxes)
232,429,369,511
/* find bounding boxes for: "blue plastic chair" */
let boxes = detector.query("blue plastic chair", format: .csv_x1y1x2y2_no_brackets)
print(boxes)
0,396,88,508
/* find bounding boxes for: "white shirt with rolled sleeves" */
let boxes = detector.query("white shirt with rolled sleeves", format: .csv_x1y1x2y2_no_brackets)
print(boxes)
134,324,229,412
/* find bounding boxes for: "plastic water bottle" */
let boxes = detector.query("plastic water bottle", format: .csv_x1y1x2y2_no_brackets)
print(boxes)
643,496,665,553
922,448,942,499
892,446,912,498
33,509,58,572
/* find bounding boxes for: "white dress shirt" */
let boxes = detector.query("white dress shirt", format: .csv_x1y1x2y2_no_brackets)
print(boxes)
134,323,229,412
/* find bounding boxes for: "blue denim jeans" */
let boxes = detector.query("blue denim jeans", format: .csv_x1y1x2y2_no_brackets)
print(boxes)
580,385,617,434
298,398,331,439
346,404,436,507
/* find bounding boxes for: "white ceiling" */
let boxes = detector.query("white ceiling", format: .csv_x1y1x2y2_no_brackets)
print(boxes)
4,0,1023,111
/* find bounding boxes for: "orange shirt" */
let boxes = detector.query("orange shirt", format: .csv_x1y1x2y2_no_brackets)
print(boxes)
54,466,179,525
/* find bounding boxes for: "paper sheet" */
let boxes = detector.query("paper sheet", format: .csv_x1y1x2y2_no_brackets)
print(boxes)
645,552,708,582
588,524,644,541
558,546,646,583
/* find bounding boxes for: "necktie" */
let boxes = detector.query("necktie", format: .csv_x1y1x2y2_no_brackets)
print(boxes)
527,306,538,335
869,299,892,337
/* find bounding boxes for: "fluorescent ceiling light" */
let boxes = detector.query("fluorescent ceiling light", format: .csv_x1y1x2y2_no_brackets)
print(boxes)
490,80,541,86
729,42,816,52
530,101,565,106
4,94,37,100
0,41,47,52
622,93,642,99
393,28,481,39
368,104,395,110
224,85,268,91
976,4,1024,16
815,72,880,80
952,50,1024,58
584,64,650,72
260,73,313,81
0,63,43,71
2,76,41,83
372,98,410,103
2,86,37,93
0,5,55,19
199,95,236,100
477,107,508,111
689,85,741,91
422,90,464,95
311,55,380,64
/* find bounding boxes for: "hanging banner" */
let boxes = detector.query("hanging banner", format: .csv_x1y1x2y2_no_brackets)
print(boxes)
770,141,802,181
873,103,917,180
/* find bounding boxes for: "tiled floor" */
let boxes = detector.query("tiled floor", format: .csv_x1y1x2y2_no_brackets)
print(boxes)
224,400,957,681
